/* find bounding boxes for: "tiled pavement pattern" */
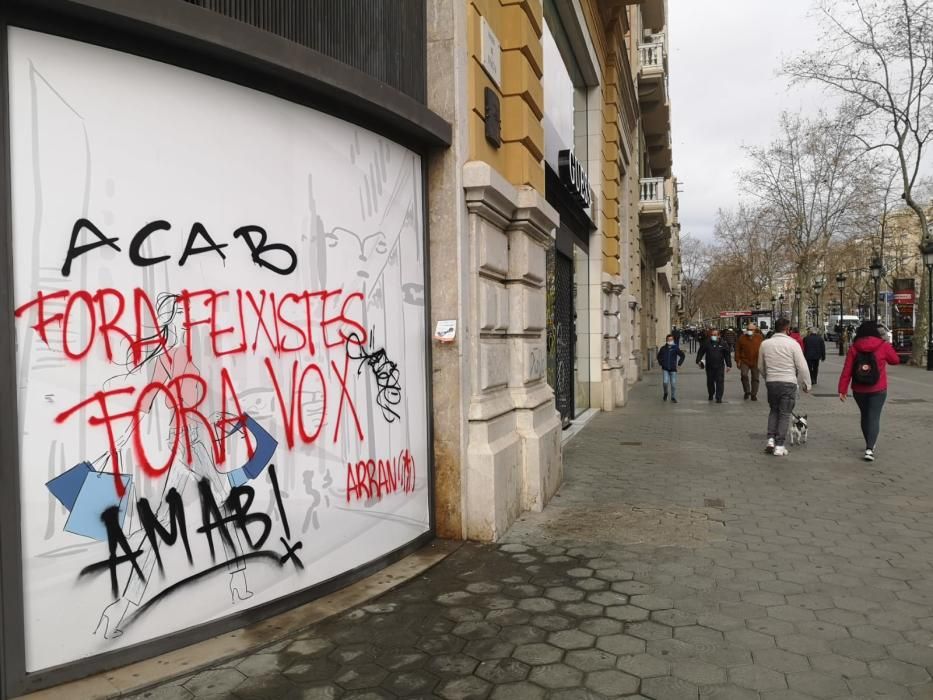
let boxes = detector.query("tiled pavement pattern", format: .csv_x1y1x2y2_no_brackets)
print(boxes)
130,356,933,699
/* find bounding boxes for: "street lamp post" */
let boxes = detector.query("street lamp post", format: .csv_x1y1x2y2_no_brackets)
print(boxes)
921,240,933,371
794,288,801,329
836,272,847,355
870,255,884,323
770,296,776,330
813,277,825,334
778,293,785,320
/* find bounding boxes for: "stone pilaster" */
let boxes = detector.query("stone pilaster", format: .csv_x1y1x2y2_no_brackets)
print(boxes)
462,161,560,540
507,186,562,512
601,274,627,408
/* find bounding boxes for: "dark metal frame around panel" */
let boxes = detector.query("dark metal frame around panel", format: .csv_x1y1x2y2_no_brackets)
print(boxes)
182,0,429,104
0,0,446,696
5,0,450,151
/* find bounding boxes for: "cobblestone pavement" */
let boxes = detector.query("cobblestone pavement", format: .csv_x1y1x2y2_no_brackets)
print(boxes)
129,356,933,699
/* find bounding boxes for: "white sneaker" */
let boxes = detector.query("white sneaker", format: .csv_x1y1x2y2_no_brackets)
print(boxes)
864,449,874,462
773,446,789,457
765,438,775,454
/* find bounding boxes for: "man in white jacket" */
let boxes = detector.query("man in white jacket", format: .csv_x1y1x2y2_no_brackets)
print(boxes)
758,318,812,456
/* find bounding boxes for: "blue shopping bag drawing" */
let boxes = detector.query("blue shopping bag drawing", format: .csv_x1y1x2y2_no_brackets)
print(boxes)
46,461,95,511
227,415,278,487
47,463,132,541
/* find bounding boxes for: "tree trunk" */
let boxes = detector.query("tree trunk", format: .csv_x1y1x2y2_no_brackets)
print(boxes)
912,269,929,367
909,211,930,368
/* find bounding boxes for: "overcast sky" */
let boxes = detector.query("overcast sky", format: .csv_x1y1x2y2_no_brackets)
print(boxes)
668,0,830,242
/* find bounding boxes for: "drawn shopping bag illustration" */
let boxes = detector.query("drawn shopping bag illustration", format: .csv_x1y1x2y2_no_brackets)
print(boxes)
46,461,133,541
226,415,278,488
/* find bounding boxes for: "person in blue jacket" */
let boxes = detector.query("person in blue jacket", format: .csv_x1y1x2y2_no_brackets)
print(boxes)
657,333,686,403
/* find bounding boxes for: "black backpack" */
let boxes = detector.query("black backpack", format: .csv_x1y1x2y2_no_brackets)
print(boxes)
852,350,880,385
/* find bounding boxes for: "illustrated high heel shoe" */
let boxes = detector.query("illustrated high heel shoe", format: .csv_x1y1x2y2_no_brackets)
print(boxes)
95,599,129,639
229,572,254,602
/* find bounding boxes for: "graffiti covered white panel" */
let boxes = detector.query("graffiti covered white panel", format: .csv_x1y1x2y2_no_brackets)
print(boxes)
8,29,430,670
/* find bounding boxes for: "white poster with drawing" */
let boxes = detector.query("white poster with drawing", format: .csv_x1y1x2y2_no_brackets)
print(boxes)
7,28,430,671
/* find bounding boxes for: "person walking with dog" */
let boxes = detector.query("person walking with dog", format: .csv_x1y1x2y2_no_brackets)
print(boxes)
838,321,900,462
735,323,764,401
758,318,811,456
803,327,826,385
657,334,686,403
697,329,732,403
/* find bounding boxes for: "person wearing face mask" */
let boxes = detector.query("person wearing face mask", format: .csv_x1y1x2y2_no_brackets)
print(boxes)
735,323,764,400
657,334,686,403
696,328,732,403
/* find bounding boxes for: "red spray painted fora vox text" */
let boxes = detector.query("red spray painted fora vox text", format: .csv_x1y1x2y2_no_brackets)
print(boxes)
14,287,371,498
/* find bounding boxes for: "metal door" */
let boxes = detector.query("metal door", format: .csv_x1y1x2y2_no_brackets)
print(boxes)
547,246,574,426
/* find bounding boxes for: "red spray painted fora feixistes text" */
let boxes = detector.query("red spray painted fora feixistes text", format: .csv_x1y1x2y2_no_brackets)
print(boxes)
14,286,372,497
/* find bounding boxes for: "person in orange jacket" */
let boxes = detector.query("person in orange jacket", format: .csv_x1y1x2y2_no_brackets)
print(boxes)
734,323,764,400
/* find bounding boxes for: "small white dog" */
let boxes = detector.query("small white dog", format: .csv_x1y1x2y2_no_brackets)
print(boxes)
790,413,809,446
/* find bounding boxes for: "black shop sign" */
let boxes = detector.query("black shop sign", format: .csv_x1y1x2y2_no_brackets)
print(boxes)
558,149,592,210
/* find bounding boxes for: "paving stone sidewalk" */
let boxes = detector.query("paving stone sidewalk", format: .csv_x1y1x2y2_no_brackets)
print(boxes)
130,357,933,699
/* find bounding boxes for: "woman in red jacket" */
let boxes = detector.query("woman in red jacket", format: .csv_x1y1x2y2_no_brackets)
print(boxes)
838,321,900,462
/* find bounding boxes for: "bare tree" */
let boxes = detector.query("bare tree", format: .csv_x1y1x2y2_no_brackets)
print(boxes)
700,259,750,321
679,233,711,323
714,203,792,304
784,0,933,364
742,110,880,298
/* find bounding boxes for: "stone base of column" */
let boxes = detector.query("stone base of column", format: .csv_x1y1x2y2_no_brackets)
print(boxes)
611,366,627,406
600,365,627,410
464,410,522,541
629,352,642,383
514,388,563,513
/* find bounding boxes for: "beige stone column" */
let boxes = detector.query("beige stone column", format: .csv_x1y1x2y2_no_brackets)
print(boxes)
601,276,627,408
462,162,560,540
427,0,470,539
507,187,561,512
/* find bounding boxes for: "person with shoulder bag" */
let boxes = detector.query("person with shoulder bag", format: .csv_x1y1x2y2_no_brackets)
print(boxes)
838,321,900,462
657,334,686,403
697,329,732,403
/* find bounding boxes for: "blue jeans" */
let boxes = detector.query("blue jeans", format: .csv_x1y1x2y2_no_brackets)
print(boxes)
662,370,677,398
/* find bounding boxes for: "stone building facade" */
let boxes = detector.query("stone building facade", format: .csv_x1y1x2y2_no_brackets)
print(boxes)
0,0,679,694
428,0,681,542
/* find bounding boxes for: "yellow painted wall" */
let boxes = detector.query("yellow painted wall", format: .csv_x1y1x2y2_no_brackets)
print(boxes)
601,47,624,277
467,0,545,192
